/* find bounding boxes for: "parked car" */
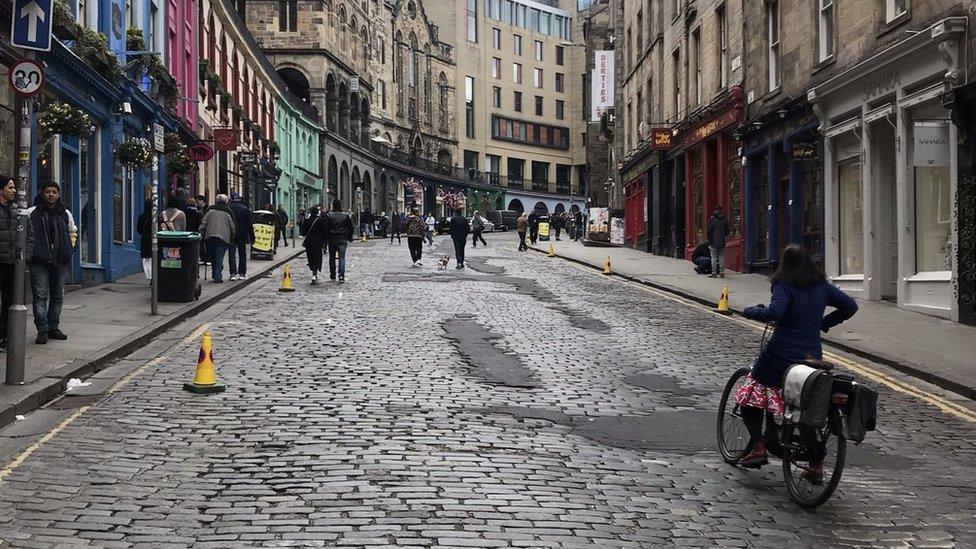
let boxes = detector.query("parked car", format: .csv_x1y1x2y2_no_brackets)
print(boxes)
471,217,494,233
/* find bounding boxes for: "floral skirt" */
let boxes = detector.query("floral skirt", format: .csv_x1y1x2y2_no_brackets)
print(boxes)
734,373,785,416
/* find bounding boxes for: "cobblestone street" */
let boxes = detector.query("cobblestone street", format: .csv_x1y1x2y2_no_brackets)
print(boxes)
1,233,975,548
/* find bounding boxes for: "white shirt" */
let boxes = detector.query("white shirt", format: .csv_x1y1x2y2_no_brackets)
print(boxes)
425,215,435,230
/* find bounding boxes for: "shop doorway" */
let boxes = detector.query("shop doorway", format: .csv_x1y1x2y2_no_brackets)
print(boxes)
870,119,898,301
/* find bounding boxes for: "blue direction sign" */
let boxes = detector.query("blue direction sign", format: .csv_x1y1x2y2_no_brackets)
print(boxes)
10,0,53,52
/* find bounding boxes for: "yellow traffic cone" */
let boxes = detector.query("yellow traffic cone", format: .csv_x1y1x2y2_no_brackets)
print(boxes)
183,332,226,394
603,257,612,275
279,264,296,292
361,233,367,242
715,285,732,315
547,243,555,257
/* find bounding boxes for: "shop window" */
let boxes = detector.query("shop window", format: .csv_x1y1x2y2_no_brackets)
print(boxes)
800,156,823,258
755,156,769,261
80,130,100,264
912,122,951,273
726,141,741,238
691,151,705,243
838,156,863,274
885,0,907,23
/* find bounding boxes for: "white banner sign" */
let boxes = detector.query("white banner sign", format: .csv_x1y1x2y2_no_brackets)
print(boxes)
912,122,949,167
591,50,615,121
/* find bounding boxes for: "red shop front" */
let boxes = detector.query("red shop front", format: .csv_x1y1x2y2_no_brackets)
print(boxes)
681,90,744,272
624,174,646,248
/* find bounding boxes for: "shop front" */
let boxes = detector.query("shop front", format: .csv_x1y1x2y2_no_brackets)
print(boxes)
678,88,744,271
742,99,823,273
808,17,967,320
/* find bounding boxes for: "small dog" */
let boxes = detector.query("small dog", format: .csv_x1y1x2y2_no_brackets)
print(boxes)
436,255,451,270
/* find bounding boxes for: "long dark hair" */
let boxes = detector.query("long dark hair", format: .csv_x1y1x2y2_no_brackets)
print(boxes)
770,245,825,288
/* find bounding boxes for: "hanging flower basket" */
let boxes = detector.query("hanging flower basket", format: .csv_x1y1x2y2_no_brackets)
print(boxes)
116,138,154,169
38,103,91,138
163,133,196,176
73,27,121,79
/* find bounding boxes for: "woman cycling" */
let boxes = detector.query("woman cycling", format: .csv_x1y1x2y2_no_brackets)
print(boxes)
734,244,858,471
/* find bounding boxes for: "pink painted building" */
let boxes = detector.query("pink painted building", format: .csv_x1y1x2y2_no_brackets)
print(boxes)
168,0,198,129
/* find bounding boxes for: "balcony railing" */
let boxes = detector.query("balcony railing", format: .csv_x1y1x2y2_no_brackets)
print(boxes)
371,142,572,196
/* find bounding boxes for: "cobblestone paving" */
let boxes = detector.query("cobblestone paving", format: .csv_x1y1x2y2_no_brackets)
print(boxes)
1,233,975,548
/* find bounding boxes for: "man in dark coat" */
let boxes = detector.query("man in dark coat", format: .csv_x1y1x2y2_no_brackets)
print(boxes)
301,206,327,284
325,199,354,282
706,205,730,278
0,176,21,349
389,210,403,244
449,210,470,269
276,205,289,247
26,182,76,344
528,210,540,244
227,193,254,281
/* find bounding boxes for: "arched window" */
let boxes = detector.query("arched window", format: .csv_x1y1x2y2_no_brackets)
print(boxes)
408,33,417,87
438,72,448,131
338,5,347,50
424,44,431,124
361,27,369,63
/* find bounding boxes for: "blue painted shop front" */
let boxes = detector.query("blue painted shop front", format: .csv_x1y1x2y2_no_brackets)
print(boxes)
36,42,180,285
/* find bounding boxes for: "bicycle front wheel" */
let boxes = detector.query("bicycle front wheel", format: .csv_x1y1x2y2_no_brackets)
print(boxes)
782,424,847,508
717,367,752,464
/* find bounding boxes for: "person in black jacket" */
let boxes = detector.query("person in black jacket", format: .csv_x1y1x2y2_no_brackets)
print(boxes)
301,206,327,284
325,199,354,282
449,210,470,269
0,176,22,349
706,205,730,278
227,193,254,281
27,182,76,344
528,210,540,244
136,199,154,282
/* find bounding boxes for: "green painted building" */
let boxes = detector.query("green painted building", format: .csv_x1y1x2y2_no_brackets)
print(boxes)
275,96,324,223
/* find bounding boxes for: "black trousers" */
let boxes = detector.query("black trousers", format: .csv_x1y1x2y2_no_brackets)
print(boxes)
554,226,562,239
408,238,423,262
0,263,14,340
530,227,538,244
518,231,527,250
305,245,323,274
390,230,401,244
452,236,466,266
472,230,487,247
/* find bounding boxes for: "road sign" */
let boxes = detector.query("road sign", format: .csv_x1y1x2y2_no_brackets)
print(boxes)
153,123,165,153
186,142,214,162
8,59,44,97
11,0,53,52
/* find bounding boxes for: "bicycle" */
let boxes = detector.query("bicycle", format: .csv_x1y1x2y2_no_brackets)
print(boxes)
716,324,854,508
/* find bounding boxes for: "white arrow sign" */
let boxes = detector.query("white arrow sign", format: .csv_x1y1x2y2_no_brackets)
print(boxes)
20,1,45,42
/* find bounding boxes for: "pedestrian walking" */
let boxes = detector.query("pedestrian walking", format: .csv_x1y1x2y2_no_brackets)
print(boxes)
471,211,488,247
389,210,403,245
195,195,210,265
378,211,389,238
301,206,326,284
228,193,254,281
136,199,154,283
517,212,528,251
425,212,436,245
528,210,540,245
275,204,290,249
0,176,21,349
707,205,730,278
572,210,583,241
183,197,202,233
159,194,186,231
199,194,236,283
553,211,565,241
404,207,426,266
360,209,373,238
450,210,470,269
26,182,77,344
325,199,354,282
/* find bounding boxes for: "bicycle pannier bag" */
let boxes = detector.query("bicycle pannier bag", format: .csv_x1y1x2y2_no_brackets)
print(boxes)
782,364,832,427
831,376,878,443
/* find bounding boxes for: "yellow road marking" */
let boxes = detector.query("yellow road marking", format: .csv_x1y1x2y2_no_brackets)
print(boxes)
0,406,90,481
107,355,168,394
601,265,976,423
184,322,212,344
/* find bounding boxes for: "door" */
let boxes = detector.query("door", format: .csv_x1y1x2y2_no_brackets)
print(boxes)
59,147,80,284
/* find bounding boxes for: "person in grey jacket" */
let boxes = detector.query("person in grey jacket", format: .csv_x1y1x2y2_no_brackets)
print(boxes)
0,176,23,349
199,194,236,283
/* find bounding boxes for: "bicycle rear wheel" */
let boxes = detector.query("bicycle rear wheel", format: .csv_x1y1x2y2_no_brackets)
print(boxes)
782,424,846,508
717,367,752,464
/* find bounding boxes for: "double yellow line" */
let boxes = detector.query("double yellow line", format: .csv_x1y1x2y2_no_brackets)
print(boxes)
604,268,976,424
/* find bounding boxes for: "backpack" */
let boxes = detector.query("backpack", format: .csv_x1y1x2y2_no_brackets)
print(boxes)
160,209,183,231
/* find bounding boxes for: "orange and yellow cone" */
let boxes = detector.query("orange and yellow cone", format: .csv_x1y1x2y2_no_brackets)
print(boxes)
279,264,296,292
715,285,732,315
602,257,612,275
183,332,226,394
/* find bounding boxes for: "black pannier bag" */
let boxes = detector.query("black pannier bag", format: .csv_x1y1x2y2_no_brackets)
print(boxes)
782,364,833,427
831,375,878,443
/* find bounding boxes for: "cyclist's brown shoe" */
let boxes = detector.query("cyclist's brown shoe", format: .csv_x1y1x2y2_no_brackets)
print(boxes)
738,441,768,469
800,461,824,485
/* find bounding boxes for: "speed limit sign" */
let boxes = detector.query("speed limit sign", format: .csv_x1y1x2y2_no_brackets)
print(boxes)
8,59,45,97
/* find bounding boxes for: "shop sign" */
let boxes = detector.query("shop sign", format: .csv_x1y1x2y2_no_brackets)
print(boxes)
792,138,818,160
349,76,360,93
650,128,672,150
186,142,214,162
913,122,949,167
153,123,165,153
683,110,738,148
214,128,238,151
591,50,615,121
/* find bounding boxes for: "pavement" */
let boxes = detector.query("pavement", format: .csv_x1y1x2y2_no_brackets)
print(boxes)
530,237,976,400
0,244,304,429
1,231,975,547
